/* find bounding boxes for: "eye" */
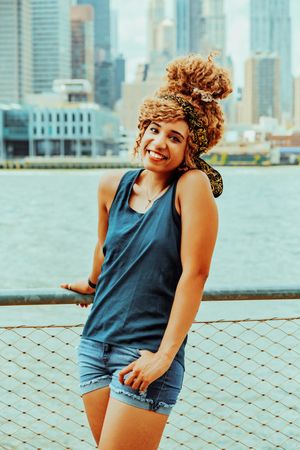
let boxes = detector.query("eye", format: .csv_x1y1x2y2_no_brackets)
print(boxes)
170,135,181,143
149,127,158,133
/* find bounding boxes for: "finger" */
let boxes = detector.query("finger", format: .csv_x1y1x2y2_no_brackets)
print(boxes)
139,381,149,393
119,363,135,382
119,369,133,384
131,377,143,390
119,361,134,376
124,371,139,386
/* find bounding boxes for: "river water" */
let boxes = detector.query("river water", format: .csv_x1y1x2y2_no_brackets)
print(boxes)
0,166,299,322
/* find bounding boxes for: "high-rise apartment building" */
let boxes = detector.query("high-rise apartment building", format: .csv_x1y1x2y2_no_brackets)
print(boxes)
78,0,114,108
294,77,300,128
250,0,292,116
147,0,166,62
176,0,190,55
244,53,280,124
176,0,225,60
114,55,125,104
176,0,203,55
156,19,176,62
31,0,71,93
202,0,226,62
71,5,94,96
146,0,175,80
110,9,119,58
0,0,32,103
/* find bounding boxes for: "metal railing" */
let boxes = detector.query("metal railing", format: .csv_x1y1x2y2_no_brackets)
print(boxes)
0,288,299,450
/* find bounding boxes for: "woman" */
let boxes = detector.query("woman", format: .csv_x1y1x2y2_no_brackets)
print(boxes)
61,54,232,449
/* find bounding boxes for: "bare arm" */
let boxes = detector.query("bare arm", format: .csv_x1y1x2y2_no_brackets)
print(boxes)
61,170,125,295
119,170,218,391
87,175,110,285
156,170,218,361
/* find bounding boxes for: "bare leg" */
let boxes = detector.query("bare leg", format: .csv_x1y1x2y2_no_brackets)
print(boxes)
98,397,169,450
82,387,110,445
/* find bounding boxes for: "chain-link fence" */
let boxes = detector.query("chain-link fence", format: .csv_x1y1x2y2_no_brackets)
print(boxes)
1,311,299,449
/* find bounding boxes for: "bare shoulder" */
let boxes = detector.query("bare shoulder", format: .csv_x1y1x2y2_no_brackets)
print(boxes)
177,169,213,202
98,169,128,208
98,169,127,192
179,168,210,185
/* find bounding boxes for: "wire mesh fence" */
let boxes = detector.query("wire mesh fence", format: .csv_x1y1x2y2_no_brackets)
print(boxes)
0,315,299,449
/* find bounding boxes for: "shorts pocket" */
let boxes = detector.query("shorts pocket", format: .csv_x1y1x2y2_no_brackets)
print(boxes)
118,345,141,358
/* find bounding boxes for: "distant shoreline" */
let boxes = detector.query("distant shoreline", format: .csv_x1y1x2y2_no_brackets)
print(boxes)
1,157,298,169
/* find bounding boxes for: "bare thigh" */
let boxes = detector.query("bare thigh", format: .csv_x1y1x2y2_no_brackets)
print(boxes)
82,386,110,445
98,397,169,450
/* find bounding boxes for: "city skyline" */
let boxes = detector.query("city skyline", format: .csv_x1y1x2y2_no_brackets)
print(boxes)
113,0,300,86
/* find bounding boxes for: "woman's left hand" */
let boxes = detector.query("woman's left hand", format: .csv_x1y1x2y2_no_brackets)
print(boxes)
118,350,172,393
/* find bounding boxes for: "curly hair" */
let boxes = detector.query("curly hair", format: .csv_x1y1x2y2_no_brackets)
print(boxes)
133,54,232,169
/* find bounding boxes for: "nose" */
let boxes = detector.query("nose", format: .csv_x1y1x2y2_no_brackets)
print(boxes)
153,132,167,149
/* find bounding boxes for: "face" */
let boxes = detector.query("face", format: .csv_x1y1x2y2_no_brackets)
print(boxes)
140,120,189,173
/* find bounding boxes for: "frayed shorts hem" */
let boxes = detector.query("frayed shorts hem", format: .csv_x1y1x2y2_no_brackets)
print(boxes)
80,375,111,395
110,386,173,416
80,380,173,415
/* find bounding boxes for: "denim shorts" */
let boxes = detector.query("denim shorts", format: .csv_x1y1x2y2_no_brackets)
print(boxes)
77,337,184,415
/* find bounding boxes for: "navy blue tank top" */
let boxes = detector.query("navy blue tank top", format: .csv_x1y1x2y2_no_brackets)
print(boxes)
82,168,187,368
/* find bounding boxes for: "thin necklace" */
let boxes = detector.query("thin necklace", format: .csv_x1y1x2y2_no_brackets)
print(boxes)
144,175,168,211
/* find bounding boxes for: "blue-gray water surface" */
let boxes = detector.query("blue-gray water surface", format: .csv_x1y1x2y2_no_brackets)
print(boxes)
0,166,299,324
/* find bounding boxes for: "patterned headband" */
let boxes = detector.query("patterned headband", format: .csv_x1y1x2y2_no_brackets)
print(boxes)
160,94,208,153
159,94,223,198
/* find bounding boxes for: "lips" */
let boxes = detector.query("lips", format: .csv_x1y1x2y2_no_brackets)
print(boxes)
146,149,167,160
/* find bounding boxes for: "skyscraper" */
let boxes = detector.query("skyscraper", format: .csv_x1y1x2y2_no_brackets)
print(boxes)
71,4,94,97
176,0,203,55
110,9,119,59
202,0,226,62
31,0,71,93
156,19,176,62
146,0,175,80
250,0,292,116
114,54,125,104
0,0,32,103
78,0,114,108
176,0,189,55
147,0,166,62
244,53,281,124
176,0,225,60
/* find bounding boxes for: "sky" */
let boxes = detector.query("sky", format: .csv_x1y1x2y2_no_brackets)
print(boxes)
112,0,300,87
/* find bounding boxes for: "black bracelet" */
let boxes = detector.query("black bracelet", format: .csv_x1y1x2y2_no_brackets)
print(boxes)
88,278,97,289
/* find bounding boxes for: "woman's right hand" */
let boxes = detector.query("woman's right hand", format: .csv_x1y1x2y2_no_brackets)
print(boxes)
60,280,95,307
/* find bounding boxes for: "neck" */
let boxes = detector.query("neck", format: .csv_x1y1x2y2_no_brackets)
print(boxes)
145,170,174,196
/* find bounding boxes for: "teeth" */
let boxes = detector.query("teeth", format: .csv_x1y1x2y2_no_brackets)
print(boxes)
149,150,164,160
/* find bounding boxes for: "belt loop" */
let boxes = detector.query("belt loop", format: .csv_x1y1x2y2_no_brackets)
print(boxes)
104,343,111,353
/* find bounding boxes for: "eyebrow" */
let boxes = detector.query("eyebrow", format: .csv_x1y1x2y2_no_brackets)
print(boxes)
152,122,185,140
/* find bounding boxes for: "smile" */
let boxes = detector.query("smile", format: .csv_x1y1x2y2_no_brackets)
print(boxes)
147,150,167,160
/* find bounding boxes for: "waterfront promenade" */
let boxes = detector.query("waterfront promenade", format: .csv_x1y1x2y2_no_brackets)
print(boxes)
0,156,140,170
1,152,295,170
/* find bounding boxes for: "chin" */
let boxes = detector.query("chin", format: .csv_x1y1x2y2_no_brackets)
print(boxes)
142,158,165,171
